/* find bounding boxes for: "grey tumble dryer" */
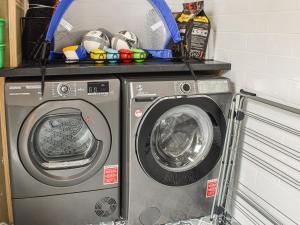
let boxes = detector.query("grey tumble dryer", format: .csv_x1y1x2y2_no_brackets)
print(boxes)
121,76,233,225
5,77,120,225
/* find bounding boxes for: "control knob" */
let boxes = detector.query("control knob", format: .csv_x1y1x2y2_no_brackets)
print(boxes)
180,83,191,93
58,83,70,96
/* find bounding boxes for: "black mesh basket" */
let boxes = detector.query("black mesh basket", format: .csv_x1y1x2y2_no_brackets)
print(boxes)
22,17,51,62
22,2,56,62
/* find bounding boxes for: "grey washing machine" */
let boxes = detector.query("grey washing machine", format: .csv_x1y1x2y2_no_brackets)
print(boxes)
5,77,120,225
121,76,233,225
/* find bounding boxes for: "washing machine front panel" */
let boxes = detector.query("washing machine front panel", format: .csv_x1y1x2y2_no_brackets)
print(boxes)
5,78,120,198
13,187,120,225
121,77,233,224
137,96,227,186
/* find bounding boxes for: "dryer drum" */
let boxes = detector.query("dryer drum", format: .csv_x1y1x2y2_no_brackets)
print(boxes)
137,97,227,186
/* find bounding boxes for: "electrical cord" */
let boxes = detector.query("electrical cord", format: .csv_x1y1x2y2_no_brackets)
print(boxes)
40,41,50,96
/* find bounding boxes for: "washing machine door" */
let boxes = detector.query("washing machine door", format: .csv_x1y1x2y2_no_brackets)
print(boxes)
137,96,227,186
18,100,111,187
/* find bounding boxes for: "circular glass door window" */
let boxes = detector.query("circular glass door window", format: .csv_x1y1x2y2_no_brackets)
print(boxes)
150,105,214,173
30,112,98,170
18,100,112,187
137,97,227,186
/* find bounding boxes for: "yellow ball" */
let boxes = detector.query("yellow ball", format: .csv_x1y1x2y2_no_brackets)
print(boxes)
90,49,106,64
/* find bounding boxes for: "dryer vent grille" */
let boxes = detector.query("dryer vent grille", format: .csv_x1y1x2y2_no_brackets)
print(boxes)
95,197,117,217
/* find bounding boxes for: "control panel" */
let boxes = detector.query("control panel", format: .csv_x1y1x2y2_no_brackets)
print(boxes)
52,81,110,97
5,79,118,106
128,78,232,100
175,81,196,95
87,82,109,94
198,79,231,94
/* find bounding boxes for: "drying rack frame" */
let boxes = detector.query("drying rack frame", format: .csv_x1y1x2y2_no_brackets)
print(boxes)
210,90,300,225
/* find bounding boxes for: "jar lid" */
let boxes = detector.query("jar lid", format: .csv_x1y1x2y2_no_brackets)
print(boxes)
105,48,118,54
119,49,133,54
131,48,145,53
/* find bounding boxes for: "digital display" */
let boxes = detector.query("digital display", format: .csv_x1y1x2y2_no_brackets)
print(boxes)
88,82,109,93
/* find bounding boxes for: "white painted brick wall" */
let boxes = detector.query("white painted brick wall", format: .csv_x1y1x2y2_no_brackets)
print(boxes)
208,1,300,108
166,1,300,224
167,0,300,108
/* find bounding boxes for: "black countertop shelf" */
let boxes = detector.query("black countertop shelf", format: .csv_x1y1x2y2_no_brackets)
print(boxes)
0,60,231,78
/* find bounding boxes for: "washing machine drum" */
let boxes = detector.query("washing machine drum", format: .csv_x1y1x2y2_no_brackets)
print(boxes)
18,100,111,187
137,97,227,186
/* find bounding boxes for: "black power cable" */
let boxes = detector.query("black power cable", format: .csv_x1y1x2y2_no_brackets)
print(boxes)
40,41,50,96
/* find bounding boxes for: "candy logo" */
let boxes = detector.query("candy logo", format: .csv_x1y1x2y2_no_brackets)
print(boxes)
134,109,143,118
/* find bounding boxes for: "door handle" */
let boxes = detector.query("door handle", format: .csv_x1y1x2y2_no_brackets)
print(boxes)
135,95,159,102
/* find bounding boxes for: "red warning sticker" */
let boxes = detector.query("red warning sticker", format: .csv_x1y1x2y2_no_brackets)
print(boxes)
206,179,218,198
103,165,119,185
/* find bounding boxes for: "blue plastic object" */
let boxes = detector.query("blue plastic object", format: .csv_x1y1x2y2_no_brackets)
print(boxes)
48,51,63,61
145,49,173,59
46,0,73,42
148,0,181,44
63,45,88,61
45,0,181,44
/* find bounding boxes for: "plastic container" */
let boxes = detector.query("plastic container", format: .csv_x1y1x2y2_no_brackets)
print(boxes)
90,49,106,64
131,48,147,63
105,48,120,63
119,49,133,63
145,49,173,59
63,45,87,63
0,18,6,44
0,44,5,68
49,0,180,53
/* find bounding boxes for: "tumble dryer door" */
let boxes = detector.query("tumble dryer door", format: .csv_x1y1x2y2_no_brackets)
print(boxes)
137,96,227,186
18,100,111,187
